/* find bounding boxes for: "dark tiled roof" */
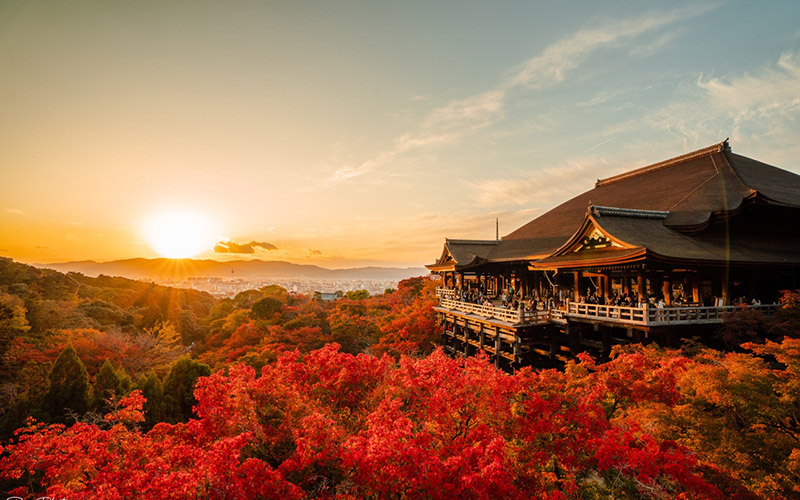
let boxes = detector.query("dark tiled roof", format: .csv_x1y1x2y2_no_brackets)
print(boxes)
594,207,800,265
425,239,498,271
433,140,800,268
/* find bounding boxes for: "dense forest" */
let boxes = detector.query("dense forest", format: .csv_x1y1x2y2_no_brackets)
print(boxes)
1,257,799,498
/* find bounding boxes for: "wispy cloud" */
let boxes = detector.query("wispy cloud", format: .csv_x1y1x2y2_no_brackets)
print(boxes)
322,5,719,187
577,89,624,107
5,208,25,215
502,8,704,90
464,156,631,208
474,48,800,209
698,51,800,122
637,50,800,164
630,29,682,58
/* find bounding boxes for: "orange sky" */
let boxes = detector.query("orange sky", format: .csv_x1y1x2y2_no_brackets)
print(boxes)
2,2,799,268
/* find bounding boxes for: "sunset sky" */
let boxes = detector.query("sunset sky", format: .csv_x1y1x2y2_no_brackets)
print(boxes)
2,1,800,268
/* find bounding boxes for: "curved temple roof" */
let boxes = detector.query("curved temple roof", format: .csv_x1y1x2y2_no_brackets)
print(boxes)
428,140,800,271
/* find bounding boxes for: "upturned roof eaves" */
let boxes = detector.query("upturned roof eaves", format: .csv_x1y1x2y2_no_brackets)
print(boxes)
725,152,800,208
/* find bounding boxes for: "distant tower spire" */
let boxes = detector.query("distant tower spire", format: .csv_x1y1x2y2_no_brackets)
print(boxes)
496,218,499,241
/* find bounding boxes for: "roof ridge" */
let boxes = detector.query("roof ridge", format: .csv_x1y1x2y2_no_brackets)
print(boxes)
591,205,669,219
446,238,498,245
595,139,731,187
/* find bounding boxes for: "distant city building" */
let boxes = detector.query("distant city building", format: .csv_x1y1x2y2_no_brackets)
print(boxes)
316,292,339,302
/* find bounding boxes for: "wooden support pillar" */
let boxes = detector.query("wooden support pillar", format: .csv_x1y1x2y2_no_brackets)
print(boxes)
479,325,485,350
514,336,521,365
721,269,729,306
692,278,700,304
623,274,631,295
662,277,672,305
603,275,611,298
549,334,558,360
495,334,501,369
457,272,464,290
574,271,581,301
636,271,646,300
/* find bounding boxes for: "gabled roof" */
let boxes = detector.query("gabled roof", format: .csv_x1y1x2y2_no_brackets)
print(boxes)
536,201,800,267
492,140,799,260
430,140,800,270
425,238,498,272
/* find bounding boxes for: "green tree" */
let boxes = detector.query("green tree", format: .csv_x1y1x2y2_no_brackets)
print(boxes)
92,359,132,414
43,344,90,423
162,356,211,423
136,371,167,429
259,284,290,302
250,297,283,320
0,291,30,375
345,289,370,300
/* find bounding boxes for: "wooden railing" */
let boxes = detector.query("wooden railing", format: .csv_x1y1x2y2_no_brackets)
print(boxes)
436,288,779,327
567,303,648,324
567,302,779,326
437,297,549,325
644,303,779,325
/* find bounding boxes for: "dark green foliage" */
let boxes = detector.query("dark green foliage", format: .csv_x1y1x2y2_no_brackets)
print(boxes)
0,291,30,376
345,289,370,300
234,289,263,309
136,371,167,429
251,297,283,320
163,356,211,423
92,359,132,413
0,363,50,439
43,344,90,423
78,300,133,329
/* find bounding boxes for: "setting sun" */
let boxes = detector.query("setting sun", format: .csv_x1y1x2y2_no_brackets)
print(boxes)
142,211,218,259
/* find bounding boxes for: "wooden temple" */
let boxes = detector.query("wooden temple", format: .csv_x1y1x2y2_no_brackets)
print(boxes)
427,140,800,370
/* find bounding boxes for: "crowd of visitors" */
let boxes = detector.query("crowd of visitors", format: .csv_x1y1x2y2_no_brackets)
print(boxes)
447,285,764,314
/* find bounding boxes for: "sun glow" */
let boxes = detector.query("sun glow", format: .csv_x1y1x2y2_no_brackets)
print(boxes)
142,211,218,259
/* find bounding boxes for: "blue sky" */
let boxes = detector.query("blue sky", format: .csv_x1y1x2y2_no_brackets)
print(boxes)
1,1,799,267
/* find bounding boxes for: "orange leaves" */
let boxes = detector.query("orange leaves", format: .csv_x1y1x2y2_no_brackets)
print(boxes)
105,390,146,425
4,342,782,498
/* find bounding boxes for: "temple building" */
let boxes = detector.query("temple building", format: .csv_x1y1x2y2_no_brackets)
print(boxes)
427,140,800,370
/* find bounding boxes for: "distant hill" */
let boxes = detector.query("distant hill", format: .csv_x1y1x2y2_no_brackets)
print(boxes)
35,258,428,281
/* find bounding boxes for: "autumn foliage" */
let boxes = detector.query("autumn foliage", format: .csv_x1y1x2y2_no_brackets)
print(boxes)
5,338,799,498
2,257,800,498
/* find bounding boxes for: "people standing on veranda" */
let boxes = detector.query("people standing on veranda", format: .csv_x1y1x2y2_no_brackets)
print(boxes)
656,297,666,321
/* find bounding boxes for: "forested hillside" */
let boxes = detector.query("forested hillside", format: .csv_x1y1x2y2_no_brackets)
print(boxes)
1,257,799,498
0,258,439,440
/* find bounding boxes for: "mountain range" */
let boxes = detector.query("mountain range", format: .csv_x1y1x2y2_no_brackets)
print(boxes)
35,258,428,281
